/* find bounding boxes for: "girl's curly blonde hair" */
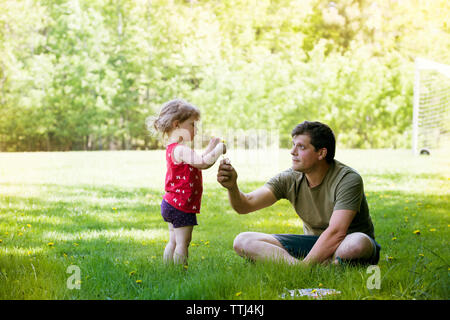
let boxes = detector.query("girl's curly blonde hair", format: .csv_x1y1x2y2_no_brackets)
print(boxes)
146,99,201,137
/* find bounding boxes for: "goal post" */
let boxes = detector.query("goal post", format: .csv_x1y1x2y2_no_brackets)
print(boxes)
412,58,450,155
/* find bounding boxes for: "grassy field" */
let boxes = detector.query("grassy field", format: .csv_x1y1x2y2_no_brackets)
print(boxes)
0,149,449,300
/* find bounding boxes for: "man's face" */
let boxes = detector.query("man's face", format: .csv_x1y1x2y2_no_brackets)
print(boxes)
290,134,322,173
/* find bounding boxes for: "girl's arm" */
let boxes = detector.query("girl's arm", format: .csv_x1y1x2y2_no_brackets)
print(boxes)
203,137,221,156
174,143,226,170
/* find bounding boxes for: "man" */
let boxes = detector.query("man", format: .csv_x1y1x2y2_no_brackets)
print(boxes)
217,121,381,266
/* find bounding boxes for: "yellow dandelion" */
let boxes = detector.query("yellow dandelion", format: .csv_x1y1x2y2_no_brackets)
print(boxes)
112,207,117,211
201,256,205,260
204,241,210,245
413,230,421,235
27,251,32,256
63,253,68,258
318,283,323,287
392,237,397,241
311,289,317,293
129,271,136,276
183,265,188,270
73,243,79,246
18,232,23,236
404,207,409,211
4,232,8,235
387,256,394,261
235,292,242,297
429,228,436,232
26,224,31,228
0,239,3,244
418,253,424,257
47,242,54,246
136,279,142,284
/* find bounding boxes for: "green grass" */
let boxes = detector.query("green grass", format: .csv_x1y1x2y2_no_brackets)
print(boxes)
0,149,449,300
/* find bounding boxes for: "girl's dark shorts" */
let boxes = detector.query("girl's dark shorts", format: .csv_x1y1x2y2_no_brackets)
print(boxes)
161,200,198,228
273,233,381,266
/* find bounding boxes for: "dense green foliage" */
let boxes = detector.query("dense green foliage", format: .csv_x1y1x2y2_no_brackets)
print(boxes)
1,0,449,151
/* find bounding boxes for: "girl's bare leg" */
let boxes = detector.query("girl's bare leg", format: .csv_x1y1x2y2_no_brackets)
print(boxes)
163,223,176,263
173,225,194,265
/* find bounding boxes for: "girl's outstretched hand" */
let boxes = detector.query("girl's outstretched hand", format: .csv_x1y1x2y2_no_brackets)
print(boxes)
208,137,221,149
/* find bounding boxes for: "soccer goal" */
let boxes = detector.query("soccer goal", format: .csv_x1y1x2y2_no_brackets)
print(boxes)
412,58,450,155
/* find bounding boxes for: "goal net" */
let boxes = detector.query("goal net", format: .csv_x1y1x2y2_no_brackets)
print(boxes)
412,58,450,155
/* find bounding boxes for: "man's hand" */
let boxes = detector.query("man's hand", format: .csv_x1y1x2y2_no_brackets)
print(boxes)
217,158,237,190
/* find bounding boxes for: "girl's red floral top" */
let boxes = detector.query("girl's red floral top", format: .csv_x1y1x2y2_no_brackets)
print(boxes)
163,143,203,213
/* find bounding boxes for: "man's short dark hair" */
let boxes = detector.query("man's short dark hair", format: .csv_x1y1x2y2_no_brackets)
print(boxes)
291,121,336,163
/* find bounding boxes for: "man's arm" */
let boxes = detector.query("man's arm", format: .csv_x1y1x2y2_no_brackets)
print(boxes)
217,159,277,214
302,209,356,265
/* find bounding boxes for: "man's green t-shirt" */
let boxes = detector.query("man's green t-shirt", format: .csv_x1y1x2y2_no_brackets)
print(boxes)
264,160,375,239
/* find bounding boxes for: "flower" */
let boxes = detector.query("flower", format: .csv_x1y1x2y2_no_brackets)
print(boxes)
391,237,397,241
47,242,54,246
0,239,2,244
235,292,242,297
418,253,424,257
136,280,142,284
26,224,31,228
429,228,436,232
413,230,421,235
129,271,136,276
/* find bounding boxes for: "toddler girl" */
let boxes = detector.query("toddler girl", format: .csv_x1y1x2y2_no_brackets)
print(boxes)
148,99,226,265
